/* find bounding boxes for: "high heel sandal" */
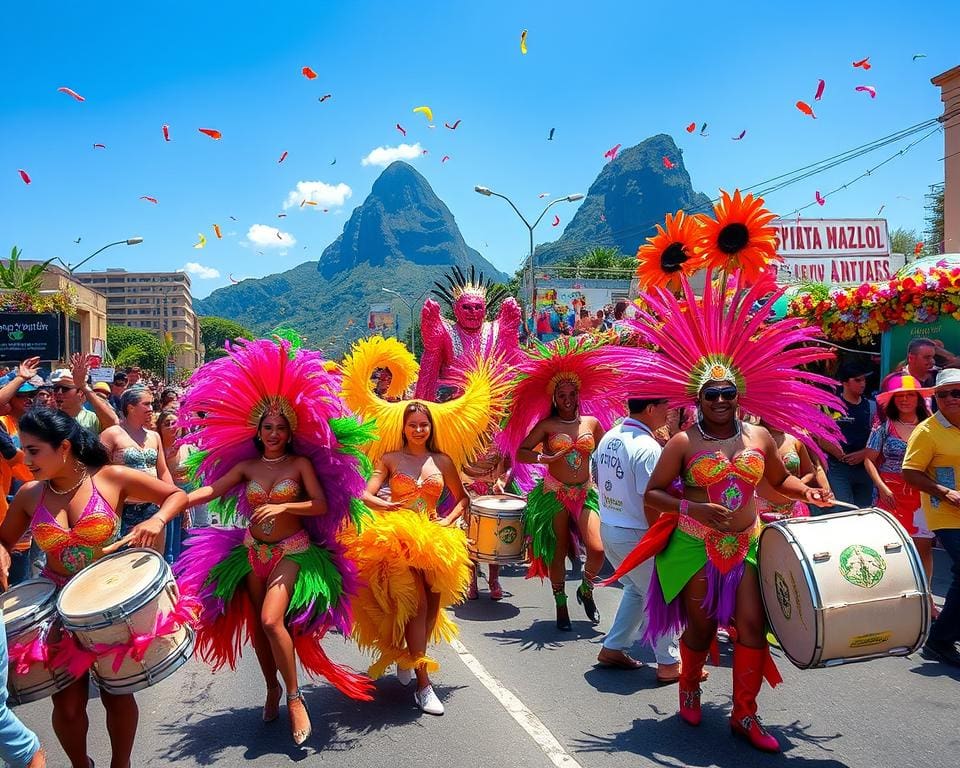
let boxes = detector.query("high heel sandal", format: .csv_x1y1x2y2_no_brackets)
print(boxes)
286,690,312,745
576,585,600,625
263,685,282,723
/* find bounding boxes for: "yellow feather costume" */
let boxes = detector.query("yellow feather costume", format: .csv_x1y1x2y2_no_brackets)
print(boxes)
339,336,509,678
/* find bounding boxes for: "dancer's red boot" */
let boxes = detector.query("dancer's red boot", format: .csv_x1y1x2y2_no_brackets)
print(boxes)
730,643,781,753
678,639,708,726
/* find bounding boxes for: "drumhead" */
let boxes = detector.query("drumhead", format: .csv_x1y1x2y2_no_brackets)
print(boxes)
471,495,526,515
1,579,58,636
58,549,167,620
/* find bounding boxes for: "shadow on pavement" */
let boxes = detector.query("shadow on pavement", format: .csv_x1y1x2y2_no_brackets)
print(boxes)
484,619,603,651
571,701,846,768
157,679,468,763
452,599,521,622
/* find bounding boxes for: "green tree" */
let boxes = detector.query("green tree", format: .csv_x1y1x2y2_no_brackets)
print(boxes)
925,182,945,255
158,331,192,381
890,227,921,257
555,246,635,279
199,316,254,361
106,325,165,372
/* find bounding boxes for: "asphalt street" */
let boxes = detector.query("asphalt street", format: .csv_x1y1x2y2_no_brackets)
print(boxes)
13,551,958,767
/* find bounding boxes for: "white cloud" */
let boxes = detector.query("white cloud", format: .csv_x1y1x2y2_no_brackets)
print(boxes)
282,181,353,211
181,262,220,279
247,224,296,248
361,142,423,167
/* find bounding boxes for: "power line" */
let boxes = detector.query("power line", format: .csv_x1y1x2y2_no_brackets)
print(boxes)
522,109,956,267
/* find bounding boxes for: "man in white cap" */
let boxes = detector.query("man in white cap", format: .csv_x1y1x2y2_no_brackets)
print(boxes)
903,367,960,667
49,354,119,434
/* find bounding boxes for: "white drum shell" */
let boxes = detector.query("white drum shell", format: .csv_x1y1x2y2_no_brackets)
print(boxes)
56,549,194,694
758,508,930,669
468,494,527,564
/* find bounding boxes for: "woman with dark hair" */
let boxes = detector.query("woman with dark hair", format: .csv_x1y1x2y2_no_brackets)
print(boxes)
98,387,174,554
0,408,187,768
864,374,937,614
342,402,472,715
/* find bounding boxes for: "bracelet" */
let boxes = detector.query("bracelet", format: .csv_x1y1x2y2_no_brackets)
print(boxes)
536,452,544,463
679,499,689,516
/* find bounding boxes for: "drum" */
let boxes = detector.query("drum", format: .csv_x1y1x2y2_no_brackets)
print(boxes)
468,495,527,563
758,508,930,669
2,578,76,704
57,549,195,695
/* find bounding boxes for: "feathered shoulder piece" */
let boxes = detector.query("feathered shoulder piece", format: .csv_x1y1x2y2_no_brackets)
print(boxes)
340,336,418,405
341,337,510,467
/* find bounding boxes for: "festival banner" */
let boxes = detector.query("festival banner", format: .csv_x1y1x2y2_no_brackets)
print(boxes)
534,286,613,340
772,218,904,285
0,312,62,361
367,303,395,332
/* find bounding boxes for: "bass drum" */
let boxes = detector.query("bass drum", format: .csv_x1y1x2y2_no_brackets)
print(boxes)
758,508,930,669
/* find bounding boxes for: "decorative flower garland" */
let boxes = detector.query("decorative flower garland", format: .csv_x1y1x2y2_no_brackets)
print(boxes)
786,266,960,342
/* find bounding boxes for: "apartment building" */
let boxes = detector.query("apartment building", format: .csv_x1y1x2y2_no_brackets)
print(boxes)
73,268,203,370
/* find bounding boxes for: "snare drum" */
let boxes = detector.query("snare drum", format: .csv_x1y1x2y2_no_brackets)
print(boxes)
57,549,195,695
468,495,527,563
758,508,930,669
2,578,76,704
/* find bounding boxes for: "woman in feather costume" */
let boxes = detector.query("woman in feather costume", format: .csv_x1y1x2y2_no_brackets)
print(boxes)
339,336,507,715
607,194,843,752
497,336,646,632
174,335,375,747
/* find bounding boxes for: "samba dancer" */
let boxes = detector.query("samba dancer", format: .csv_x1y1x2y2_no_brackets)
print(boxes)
606,210,842,751
0,409,188,768
497,337,645,631
339,335,507,714
175,335,374,747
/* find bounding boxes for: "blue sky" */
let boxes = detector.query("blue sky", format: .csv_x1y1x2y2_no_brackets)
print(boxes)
2,1,957,298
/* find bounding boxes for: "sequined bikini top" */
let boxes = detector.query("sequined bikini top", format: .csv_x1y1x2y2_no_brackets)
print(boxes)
245,478,301,506
683,449,765,513
32,482,120,575
112,446,158,475
390,471,444,518
547,433,595,471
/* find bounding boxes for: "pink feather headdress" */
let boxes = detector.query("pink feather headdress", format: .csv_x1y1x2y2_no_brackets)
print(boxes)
178,337,368,538
624,270,844,454
497,336,645,464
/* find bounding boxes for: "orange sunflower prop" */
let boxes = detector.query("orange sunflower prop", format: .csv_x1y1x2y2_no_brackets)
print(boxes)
635,210,703,292
695,189,780,284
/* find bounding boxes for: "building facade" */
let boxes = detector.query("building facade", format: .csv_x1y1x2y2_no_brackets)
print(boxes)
933,65,960,255
73,268,203,370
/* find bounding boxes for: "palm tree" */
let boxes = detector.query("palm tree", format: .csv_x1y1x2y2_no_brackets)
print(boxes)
0,246,55,294
158,331,192,382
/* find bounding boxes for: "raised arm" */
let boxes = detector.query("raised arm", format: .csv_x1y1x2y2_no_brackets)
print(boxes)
0,357,40,407
186,462,248,507
72,353,120,430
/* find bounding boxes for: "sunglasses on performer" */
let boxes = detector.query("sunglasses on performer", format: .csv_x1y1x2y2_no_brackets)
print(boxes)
702,387,739,402
935,389,960,400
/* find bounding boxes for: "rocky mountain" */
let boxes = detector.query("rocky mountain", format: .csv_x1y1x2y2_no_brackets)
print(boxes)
196,162,507,352
534,134,712,264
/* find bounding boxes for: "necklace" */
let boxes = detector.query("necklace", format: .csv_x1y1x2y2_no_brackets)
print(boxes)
260,454,289,464
46,472,88,496
557,415,580,424
894,419,918,427
696,419,742,442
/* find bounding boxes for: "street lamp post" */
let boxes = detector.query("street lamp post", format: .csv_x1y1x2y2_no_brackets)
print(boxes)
381,287,432,356
474,188,583,335
58,237,144,275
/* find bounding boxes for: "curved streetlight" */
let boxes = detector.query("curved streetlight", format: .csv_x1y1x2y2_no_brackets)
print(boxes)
474,187,583,334
381,286,432,356
60,237,144,274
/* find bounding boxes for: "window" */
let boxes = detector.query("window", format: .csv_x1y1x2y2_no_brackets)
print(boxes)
172,320,179,328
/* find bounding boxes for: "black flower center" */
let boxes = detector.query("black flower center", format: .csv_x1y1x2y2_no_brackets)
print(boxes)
717,223,750,254
660,243,688,273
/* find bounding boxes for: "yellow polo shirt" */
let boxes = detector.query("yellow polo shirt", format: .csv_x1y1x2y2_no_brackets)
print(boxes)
902,412,960,531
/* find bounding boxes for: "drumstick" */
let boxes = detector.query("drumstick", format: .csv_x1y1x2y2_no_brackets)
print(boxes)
826,500,861,511
101,531,137,554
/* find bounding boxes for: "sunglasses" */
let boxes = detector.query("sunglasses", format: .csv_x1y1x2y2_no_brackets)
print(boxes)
52,385,75,394
935,389,960,400
702,387,739,402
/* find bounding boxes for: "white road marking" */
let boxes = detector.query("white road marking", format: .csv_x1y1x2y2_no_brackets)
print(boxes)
450,638,584,768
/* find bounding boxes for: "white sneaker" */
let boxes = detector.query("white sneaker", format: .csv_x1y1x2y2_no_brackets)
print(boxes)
396,666,413,686
414,684,444,715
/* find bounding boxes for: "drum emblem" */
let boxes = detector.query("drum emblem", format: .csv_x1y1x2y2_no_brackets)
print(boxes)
774,571,791,620
839,545,887,589
498,525,518,545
